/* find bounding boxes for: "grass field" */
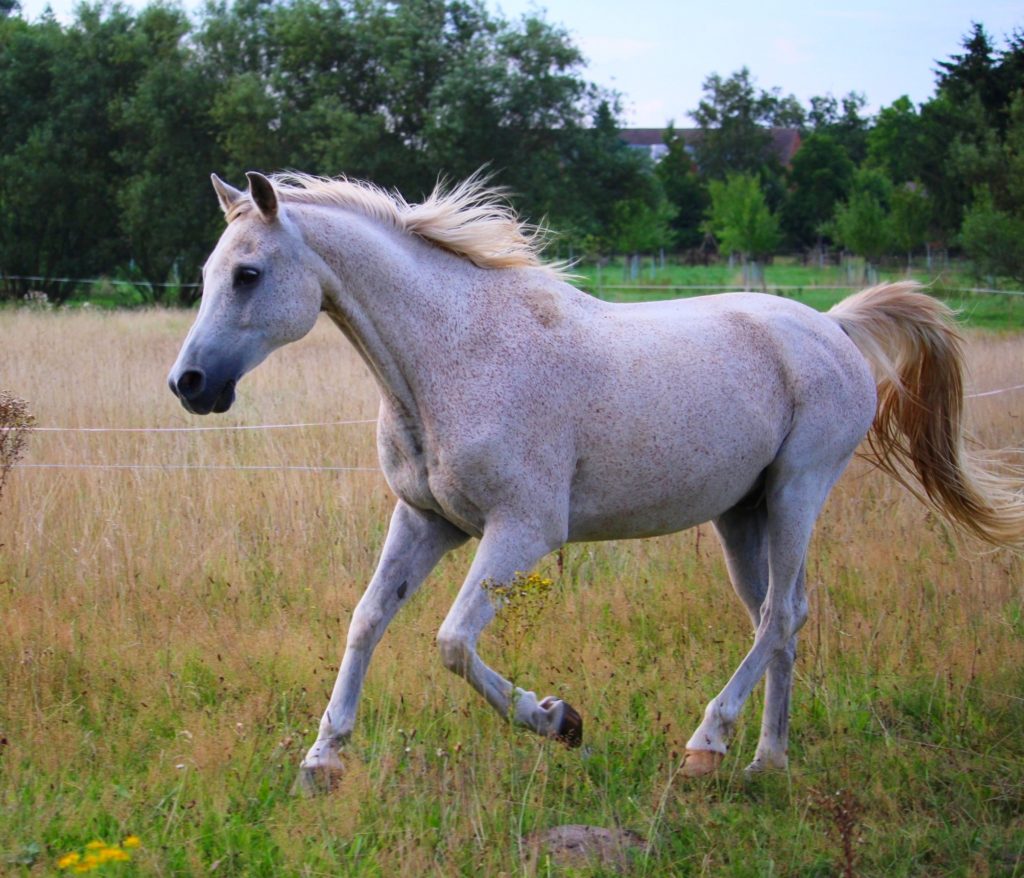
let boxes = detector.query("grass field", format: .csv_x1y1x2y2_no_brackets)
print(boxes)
1,304,1022,876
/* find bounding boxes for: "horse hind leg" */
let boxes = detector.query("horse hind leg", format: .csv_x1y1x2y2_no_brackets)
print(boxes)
435,521,583,746
704,499,806,776
683,463,835,778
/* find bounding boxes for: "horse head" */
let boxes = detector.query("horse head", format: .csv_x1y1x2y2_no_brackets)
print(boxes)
168,172,323,414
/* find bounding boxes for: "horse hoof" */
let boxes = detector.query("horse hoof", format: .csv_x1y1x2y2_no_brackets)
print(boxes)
556,702,584,748
680,748,724,778
292,762,345,797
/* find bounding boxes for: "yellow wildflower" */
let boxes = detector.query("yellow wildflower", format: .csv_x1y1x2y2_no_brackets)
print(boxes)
72,853,100,873
99,847,131,863
57,851,81,869
122,836,141,849
84,841,107,851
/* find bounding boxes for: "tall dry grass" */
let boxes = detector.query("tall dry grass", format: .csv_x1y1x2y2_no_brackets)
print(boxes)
0,307,1022,875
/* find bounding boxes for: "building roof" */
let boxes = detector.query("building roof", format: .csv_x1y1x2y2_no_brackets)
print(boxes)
620,127,803,166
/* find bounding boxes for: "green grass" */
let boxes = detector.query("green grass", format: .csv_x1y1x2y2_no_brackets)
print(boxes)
2,540,1021,876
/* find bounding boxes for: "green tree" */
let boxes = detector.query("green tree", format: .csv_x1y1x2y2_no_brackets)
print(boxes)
611,192,676,257
807,91,870,164
0,6,150,300
550,99,656,253
867,96,925,184
197,0,615,230
889,184,931,268
703,172,780,287
689,67,798,181
655,124,709,250
832,170,893,277
781,132,854,250
916,24,1024,241
958,93,1024,282
960,191,1024,283
935,22,1003,127
114,5,223,301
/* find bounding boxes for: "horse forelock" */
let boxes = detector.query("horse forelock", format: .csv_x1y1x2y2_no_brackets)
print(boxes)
234,171,570,279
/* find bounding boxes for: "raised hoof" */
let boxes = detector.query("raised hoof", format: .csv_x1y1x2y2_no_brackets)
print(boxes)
556,702,584,748
292,762,345,797
680,748,724,778
540,696,584,748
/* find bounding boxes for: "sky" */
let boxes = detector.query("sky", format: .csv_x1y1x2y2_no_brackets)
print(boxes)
13,0,1023,127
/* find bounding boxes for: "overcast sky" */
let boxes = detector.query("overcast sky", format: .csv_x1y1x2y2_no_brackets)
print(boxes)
14,0,1023,127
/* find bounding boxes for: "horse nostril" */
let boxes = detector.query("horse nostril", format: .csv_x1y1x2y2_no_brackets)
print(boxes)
176,369,206,400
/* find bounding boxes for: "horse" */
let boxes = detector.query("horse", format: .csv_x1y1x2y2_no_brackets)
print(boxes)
168,171,1024,789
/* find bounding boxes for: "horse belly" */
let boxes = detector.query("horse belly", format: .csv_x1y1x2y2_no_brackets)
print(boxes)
566,443,771,541
565,379,786,541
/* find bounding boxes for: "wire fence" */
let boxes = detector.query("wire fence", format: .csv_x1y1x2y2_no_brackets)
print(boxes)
24,418,377,433
1,274,201,289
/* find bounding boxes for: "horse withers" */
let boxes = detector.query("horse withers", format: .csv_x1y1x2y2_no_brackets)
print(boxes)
169,171,1024,789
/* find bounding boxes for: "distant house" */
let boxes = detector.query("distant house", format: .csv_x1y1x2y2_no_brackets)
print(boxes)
620,127,803,167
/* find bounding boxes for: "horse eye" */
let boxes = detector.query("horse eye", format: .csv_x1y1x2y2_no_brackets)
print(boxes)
233,266,261,287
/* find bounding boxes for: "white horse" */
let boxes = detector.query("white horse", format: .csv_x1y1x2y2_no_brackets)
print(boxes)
169,171,1023,788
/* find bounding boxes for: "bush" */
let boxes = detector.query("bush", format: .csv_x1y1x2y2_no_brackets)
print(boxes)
960,194,1024,284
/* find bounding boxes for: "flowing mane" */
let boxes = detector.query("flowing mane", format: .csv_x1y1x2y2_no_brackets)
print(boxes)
228,171,569,279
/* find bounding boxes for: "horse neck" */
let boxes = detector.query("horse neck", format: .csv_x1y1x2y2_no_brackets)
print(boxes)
296,204,474,417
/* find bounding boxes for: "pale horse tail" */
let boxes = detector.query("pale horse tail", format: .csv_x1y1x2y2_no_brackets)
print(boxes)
828,281,1024,551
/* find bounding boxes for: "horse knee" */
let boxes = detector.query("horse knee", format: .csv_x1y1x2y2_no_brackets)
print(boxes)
347,605,383,652
436,629,472,676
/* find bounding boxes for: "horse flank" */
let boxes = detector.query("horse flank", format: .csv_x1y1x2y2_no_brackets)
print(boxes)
226,171,570,280
829,282,1024,550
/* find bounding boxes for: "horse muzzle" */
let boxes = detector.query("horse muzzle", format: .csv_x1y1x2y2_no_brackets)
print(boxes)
168,367,237,415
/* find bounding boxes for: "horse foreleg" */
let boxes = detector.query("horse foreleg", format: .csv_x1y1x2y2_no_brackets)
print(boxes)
297,502,467,792
435,523,582,746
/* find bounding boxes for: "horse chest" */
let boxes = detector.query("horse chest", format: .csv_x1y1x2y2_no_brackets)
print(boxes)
377,421,488,537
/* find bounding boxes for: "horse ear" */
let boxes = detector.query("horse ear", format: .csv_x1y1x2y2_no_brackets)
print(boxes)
246,171,279,221
211,174,244,216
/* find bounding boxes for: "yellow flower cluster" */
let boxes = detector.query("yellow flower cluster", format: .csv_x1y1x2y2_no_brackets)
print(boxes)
483,570,555,606
57,836,141,873
482,571,556,675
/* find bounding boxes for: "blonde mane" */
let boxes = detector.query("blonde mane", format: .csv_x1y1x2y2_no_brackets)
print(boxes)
230,171,568,280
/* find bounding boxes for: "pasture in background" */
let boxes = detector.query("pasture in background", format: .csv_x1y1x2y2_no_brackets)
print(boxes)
1,308,1022,875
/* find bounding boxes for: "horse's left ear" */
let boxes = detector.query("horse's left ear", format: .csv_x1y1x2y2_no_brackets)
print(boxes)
246,171,278,222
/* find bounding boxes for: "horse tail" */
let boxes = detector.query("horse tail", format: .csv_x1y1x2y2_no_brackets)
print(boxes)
828,281,1024,550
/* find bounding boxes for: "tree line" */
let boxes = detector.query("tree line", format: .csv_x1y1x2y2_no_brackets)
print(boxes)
0,2,1021,303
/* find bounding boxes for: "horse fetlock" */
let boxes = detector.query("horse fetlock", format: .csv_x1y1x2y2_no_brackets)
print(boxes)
686,705,733,760
704,697,740,734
